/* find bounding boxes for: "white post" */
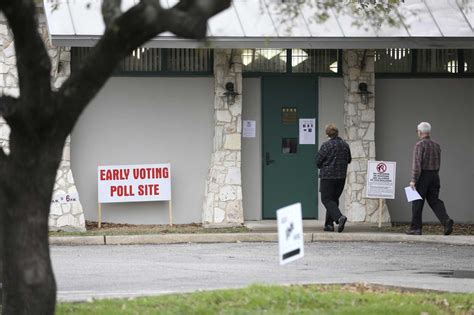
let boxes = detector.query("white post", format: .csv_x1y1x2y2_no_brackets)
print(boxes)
169,199,173,227
98,203,102,229
378,198,383,228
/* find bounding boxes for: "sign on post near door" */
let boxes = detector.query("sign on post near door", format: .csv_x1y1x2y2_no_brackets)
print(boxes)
366,161,396,199
366,160,396,228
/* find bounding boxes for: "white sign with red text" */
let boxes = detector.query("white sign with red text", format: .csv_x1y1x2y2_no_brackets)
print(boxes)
366,161,396,199
98,163,171,203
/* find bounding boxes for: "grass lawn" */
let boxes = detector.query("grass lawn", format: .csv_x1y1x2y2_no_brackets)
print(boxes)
57,284,474,315
49,222,473,237
49,222,249,237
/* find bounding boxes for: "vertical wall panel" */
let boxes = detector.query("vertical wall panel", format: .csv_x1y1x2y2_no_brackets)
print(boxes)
376,79,474,223
71,77,214,224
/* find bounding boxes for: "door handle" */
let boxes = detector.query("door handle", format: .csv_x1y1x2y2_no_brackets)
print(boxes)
265,152,275,166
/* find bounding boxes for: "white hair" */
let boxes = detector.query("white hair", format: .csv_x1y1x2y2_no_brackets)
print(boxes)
417,122,431,133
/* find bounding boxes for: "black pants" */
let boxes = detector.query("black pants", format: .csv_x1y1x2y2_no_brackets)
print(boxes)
411,170,450,229
320,178,346,226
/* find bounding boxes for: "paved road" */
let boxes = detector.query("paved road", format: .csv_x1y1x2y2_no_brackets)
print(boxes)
51,242,474,301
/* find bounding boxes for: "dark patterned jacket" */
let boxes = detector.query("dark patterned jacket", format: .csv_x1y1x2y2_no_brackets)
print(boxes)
412,137,441,182
316,137,352,179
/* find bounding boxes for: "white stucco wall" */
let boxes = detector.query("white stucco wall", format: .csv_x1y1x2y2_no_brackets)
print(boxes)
376,78,474,223
242,78,262,220
71,77,214,224
317,77,345,221
71,75,473,224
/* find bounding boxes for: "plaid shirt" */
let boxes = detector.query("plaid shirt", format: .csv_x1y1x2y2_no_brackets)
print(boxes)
412,137,441,182
316,137,352,179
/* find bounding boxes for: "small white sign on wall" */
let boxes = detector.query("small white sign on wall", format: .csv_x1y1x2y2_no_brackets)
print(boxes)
277,203,304,265
243,120,256,138
299,118,315,145
51,193,79,204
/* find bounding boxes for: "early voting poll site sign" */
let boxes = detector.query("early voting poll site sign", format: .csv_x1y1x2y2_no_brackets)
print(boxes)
366,161,396,227
277,203,304,265
97,163,172,227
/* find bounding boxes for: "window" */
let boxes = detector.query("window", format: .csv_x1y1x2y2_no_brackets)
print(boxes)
291,49,339,73
282,138,298,154
71,48,213,74
120,48,162,72
417,49,458,73
464,50,474,73
375,49,474,75
375,49,411,73
243,49,340,74
242,49,287,73
165,49,212,72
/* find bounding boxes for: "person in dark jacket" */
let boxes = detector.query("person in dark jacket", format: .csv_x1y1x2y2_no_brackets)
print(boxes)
406,122,453,235
316,124,352,233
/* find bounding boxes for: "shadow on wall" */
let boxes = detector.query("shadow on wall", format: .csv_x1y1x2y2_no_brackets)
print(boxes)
376,78,474,223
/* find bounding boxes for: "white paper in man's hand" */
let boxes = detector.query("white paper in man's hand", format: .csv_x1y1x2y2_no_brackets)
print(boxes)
405,186,422,202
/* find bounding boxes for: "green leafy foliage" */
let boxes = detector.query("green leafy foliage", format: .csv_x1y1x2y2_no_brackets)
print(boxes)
265,0,473,34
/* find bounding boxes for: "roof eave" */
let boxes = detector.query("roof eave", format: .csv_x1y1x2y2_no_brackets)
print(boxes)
52,36,474,49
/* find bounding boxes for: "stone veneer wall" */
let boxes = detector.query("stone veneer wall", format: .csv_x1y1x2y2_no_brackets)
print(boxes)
202,49,244,227
0,11,85,231
342,49,391,223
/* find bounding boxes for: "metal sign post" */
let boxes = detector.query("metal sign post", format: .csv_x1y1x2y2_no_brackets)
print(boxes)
98,203,102,228
168,198,173,227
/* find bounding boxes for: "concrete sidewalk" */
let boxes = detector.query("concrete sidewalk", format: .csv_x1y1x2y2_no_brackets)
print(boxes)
49,232,474,246
49,220,473,246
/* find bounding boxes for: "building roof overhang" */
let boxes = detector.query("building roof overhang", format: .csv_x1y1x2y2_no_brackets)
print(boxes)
43,0,474,49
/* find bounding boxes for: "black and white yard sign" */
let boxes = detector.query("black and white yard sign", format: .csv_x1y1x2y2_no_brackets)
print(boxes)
277,203,304,265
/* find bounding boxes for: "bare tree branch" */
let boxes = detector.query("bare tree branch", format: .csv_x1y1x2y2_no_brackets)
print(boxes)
0,0,52,121
56,0,230,133
0,95,18,119
0,146,6,164
102,0,123,27
167,0,231,37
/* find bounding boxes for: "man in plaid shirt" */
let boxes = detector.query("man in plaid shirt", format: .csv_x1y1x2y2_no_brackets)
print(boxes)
407,122,453,235
316,124,351,233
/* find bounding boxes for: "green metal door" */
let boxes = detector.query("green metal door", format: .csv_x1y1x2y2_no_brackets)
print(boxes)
262,76,318,219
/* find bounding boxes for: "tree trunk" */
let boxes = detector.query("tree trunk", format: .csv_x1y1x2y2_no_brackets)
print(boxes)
0,1,230,313
0,201,3,307
3,208,56,314
1,131,64,314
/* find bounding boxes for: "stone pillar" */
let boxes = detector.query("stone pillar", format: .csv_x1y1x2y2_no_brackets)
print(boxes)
202,49,244,227
49,136,86,232
0,12,86,231
342,49,391,223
